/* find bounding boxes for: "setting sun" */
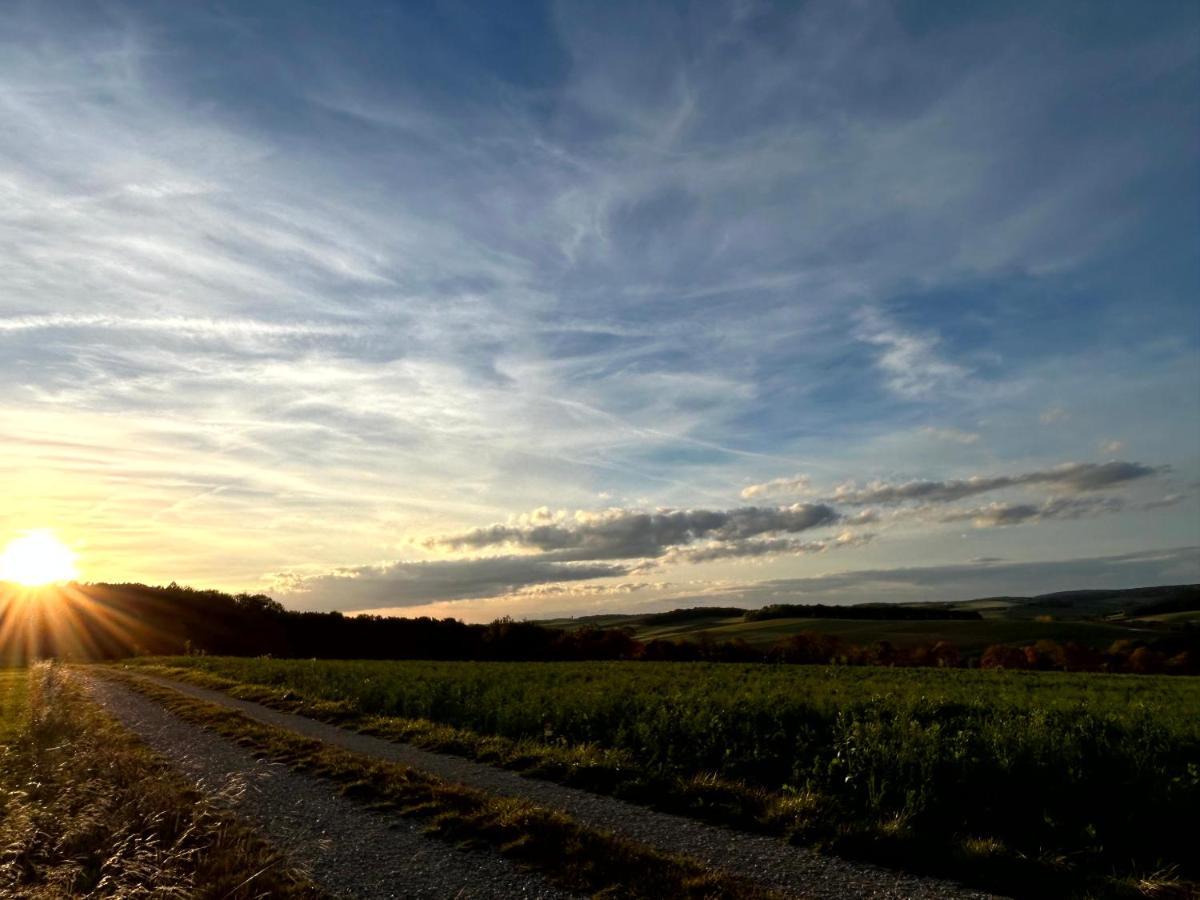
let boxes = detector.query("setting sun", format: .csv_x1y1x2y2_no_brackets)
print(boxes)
0,530,79,586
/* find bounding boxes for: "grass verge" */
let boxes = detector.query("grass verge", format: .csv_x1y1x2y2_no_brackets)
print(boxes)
0,663,323,898
97,666,777,900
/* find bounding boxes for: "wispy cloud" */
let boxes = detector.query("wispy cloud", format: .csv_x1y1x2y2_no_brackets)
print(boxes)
854,308,968,399
0,314,358,338
921,426,981,445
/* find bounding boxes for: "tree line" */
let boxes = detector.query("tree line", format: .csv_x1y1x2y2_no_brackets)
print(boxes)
0,581,1193,673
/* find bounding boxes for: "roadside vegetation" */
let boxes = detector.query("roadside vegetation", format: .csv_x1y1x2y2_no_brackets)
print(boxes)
0,664,322,898
99,667,776,900
123,657,1200,898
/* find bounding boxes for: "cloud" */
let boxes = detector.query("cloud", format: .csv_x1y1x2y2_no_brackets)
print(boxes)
665,547,1200,609
428,504,841,561
740,474,811,499
1141,494,1186,511
855,309,968,399
0,314,358,339
657,530,873,565
274,556,630,611
1040,407,1068,424
843,509,882,526
920,426,981,445
941,495,1126,527
0,2,1194,611
830,461,1162,506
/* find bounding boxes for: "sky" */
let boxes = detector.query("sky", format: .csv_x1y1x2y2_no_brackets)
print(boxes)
1,0,1197,621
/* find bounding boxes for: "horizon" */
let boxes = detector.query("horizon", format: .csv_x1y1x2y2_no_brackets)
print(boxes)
2,1,1198,621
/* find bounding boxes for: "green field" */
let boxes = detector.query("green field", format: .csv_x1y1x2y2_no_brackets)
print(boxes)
132,656,1199,894
626,612,1161,652
538,585,1199,658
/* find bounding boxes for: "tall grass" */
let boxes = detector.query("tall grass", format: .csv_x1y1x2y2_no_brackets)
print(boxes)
0,664,321,898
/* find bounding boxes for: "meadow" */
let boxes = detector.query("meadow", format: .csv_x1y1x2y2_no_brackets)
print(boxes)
131,656,1200,896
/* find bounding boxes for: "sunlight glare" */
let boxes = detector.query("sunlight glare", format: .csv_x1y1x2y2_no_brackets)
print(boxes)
0,530,79,586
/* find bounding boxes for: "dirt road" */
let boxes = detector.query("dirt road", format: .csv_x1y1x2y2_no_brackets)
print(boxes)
87,671,999,900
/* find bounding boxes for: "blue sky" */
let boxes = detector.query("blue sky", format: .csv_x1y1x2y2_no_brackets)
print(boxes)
1,0,1197,619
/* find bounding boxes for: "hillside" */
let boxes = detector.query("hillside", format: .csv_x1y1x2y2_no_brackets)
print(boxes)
536,584,1200,654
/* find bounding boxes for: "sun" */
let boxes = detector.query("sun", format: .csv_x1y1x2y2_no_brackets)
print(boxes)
0,530,79,586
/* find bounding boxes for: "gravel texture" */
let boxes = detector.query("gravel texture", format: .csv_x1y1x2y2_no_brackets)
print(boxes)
84,675,576,900
126,672,1002,900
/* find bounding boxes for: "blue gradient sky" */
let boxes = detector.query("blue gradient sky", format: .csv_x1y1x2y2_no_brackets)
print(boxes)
1,0,1197,619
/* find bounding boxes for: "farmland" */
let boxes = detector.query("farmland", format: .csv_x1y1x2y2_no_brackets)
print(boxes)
538,584,1200,656
127,656,1200,896
618,611,1158,653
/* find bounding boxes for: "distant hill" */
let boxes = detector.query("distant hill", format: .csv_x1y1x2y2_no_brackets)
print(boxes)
954,585,1200,620
534,585,1200,655
541,584,1199,626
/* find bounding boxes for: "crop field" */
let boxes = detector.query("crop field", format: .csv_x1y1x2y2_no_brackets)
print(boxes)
132,656,1200,893
625,613,1154,652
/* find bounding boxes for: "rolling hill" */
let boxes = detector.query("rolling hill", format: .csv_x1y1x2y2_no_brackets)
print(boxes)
536,584,1200,654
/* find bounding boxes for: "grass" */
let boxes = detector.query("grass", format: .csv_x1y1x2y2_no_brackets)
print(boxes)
0,663,323,898
121,656,1200,898
98,666,776,900
0,669,27,745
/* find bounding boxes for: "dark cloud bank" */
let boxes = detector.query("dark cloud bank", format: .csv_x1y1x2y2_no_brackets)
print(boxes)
828,461,1161,505
430,504,840,560
278,460,1183,611
667,547,1200,610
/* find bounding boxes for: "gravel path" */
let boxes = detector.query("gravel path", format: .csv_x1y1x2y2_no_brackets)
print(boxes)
126,672,1000,900
84,675,576,900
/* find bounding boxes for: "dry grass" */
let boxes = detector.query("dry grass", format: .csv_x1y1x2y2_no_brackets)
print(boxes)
0,663,324,898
